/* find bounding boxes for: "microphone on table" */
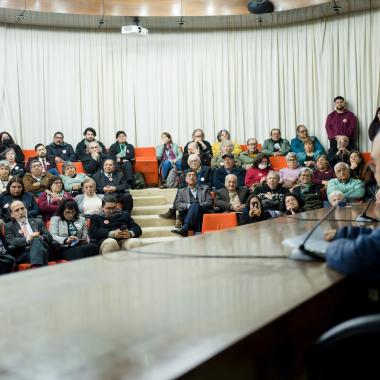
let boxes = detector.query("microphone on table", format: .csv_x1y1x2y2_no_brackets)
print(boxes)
356,188,379,223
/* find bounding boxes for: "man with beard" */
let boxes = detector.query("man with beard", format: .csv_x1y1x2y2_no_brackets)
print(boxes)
46,131,76,163
5,200,54,267
26,143,58,175
325,96,357,150
75,127,107,162
89,195,142,254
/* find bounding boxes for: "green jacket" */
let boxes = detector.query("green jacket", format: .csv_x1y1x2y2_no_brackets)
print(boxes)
262,139,291,156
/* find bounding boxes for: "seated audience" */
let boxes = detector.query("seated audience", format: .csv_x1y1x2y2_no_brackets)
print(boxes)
4,148,25,177
296,138,324,168
0,177,39,222
262,128,291,157
0,161,12,194
215,174,249,212
211,140,241,168
23,159,54,196
183,129,213,168
292,168,323,211
181,141,201,171
349,150,375,190
279,152,301,189
252,171,289,212
282,193,305,215
327,135,351,166
108,131,135,189
89,195,142,254
312,154,335,192
239,138,261,170
26,143,58,175
38,176,72,223
60,161,89,196
81,141,110,175
368,106,380,142
244,153,270,190
49,199,98,261
182,154,212,188
75,127,107,162
290,125,324,154
0,132,24,164
46,131,76,163
171,170,213,237
238,195,274,225
92,159,133,214
213,154,245,190
156,132,182,187
327,190,346,207
325,96,356,150
75,178,104,215
211,129,242,157
326,162,365,202
5,200,53,267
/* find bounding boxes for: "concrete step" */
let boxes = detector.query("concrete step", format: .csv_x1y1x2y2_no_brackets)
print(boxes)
134,196,167,207
141,226,177,238
140,236,181,246
133,215,175,227
130,188,177,203
132,204,173,216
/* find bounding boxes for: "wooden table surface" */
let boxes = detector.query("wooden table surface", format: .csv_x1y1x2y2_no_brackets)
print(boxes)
0,205,374,380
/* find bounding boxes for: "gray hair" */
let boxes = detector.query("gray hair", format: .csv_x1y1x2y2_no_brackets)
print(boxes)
285,152,298,162
225,174,238,184
328,190,346,203
334,162,350,172
299,167,313,176
266,170,280,180
221,140,234,149
0,160,10,168
187,154,201,165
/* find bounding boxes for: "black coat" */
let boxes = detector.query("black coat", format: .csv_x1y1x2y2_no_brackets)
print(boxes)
46,142,76,162
92,171,128,194
108,143,135,163
75,139,107,162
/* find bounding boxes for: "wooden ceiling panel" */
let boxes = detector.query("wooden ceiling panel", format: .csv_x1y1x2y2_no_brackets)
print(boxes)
182,0,249,16
0,0,25,11
26,0,103,16
105,0,182,17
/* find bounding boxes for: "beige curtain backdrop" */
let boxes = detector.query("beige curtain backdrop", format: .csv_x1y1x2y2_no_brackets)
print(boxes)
0,9,379,151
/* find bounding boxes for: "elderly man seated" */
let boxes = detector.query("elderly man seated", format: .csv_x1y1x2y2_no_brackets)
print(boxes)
327,135,351,166
213,154,245,190
262,128,291,157
82,141,110,175
171,170,213,237
182,154,212,187
326,162,365,202
239,138,261,170
215,174,249,212
22,158,54,196
211,140,241,169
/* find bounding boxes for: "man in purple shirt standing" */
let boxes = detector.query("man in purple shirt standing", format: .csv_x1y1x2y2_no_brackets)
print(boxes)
325,96,357,150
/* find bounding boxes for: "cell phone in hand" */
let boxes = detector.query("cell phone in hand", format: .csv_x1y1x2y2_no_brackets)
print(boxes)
70,239,79,247
120,225,128,231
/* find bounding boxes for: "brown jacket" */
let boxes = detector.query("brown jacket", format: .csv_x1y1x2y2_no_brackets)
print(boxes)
22,172,53,195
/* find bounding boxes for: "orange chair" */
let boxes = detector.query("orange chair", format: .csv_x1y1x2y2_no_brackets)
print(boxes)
22,149,36,163
134,147,159,186
56,161,85,174
201,213,238,233
240,143,262,152
269,156,287,171
362,152,372,164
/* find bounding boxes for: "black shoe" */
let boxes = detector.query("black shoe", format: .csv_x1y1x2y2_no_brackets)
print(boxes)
171,227,188,237
159,208,176,220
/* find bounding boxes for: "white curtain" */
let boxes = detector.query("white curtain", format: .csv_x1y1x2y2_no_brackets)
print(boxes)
0,8,379,151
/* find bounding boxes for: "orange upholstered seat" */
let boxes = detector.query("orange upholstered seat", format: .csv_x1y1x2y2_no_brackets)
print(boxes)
201,213,238,233
134,147,159,186
269,156,287,171
56,161,85,174
362,152,372,164
22,150,36,163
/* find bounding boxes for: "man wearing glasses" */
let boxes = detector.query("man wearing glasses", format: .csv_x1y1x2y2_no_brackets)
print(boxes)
239,138,261,170
22,159,54,196
290,125,325,154
182,129,213,167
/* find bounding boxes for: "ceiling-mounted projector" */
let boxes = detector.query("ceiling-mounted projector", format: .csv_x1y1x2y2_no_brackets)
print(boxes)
121,25,148,36
247,0,274,14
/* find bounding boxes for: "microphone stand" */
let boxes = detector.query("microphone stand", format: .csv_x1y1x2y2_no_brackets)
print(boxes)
355,191,379,223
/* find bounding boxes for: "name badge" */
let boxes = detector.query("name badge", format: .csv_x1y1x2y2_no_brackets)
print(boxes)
200,177,205,182
104,220,109,224
15,166,19,170
343,119,347,123
62,150,66,154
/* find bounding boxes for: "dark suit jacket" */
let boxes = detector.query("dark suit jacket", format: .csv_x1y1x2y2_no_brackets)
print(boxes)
180,166,213,188
81,152,110,175
75,139,107,162
215,186,250,212
175,185,213,212
26,156,56,172
46,142,76,162
92,171,128,194
5,218,53,251
213,167,246,190
89,212,142,244
108,143,135,163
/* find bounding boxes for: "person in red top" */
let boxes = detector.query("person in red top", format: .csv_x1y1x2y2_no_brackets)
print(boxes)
244,153,270,191
325,96,357,150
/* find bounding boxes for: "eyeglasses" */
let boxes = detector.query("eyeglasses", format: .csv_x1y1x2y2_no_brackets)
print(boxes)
299,130,307,133
90,146,99,150
53,181,63,185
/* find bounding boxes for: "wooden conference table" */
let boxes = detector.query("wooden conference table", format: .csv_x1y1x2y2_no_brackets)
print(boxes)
0,205,376,380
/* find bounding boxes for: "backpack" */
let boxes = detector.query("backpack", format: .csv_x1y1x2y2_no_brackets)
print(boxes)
132,172,146,189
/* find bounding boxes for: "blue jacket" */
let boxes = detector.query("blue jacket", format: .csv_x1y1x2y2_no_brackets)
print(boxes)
0,192,40,222
213,167,245,190
326,226,380,281
290,136,325,154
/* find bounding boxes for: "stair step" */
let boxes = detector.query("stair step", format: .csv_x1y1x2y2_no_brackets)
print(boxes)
134,196,167,206
132,204,173,216
140,236,181,246
133,215,175,227
130,188,177,202
141,226,177,238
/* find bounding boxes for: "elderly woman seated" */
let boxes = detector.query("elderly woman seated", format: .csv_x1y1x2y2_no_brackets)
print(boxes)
211,129,242,157
4,148,25,178
279,152,301,188
38,176,73,222
211,140,241,168
244,153,270,190
49,199,98,261
238,195,275,225
75,178,104,216
282,193,305,215
252,171,289,213
296,137,324,168
292,168,323,211
60,161,90,196
312,154,335,192
326,162,365,202
327,190,347,207
0,160,13,194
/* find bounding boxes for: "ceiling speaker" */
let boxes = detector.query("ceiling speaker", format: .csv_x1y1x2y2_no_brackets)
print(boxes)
247,0,274,14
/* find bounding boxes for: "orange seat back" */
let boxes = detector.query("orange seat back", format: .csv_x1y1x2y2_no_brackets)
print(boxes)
23,149,36,162
240,143,262,152
56,161,85,174
362,152,372,164
269,156,287,171
135,147,156,158
202,213,238,233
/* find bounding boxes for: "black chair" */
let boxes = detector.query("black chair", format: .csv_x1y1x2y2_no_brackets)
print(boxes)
307,314,380,380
